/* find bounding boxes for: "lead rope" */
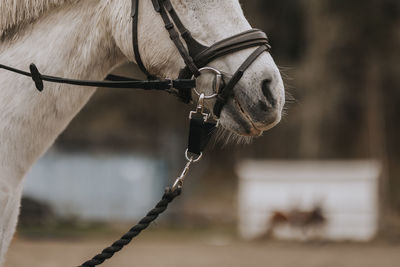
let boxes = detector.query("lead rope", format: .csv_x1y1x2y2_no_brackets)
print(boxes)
78,92,217,267
79,187,181,267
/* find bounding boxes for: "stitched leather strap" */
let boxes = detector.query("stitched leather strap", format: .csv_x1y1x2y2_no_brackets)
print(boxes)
155,0,200,77
179,29,270,79
163,0,208,58
195,29,270,67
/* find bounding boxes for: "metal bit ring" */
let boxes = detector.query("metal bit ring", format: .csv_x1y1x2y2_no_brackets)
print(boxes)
192,67,222,99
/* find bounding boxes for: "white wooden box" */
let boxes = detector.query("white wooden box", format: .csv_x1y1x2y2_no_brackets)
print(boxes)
237,161,380,241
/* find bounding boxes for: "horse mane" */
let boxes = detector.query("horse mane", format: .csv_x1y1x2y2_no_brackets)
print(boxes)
0,0,77,38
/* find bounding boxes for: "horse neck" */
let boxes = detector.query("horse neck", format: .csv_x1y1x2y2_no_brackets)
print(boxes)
0,1,125,185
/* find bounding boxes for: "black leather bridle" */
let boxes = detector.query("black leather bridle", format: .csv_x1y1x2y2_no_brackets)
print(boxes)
0,0,271,118
132,0,271,117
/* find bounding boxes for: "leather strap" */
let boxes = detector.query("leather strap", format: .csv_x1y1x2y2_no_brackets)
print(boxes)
179,29,270,79
163,0,208,58
213,45,270,117
155,0,200,77
132,0,156,79
188,113,216,155
0,63,195,92
132,0,201,101
194,29,270,67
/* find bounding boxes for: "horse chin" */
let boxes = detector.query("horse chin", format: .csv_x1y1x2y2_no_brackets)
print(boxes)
215,102,262,145
216,96,282,144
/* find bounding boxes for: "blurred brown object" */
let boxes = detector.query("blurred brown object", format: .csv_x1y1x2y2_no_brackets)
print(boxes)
262,205,326,240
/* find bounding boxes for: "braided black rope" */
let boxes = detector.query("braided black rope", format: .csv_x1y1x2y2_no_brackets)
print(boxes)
78,187,182,267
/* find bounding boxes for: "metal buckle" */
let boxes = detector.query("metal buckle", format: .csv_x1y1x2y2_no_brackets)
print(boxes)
163,78,180,96
192,67,222,99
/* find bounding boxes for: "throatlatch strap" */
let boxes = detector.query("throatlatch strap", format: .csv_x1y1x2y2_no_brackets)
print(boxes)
213,45,269,117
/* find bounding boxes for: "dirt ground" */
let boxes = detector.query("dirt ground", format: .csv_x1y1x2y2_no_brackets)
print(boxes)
5,234,400,267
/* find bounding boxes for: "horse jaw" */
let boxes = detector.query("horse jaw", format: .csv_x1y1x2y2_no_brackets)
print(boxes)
111,0,285,140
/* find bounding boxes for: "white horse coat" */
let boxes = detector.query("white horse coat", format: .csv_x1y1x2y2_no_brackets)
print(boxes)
0,0,284,264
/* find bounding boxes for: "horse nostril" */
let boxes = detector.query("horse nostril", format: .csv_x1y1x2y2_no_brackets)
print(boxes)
262,79,276,107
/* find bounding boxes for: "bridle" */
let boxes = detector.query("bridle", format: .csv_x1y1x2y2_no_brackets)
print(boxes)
0,2,273,266
130,0,271,157
0,0,272,158
132,0,271,117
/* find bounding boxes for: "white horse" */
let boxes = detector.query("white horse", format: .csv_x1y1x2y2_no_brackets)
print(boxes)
0,0,284,264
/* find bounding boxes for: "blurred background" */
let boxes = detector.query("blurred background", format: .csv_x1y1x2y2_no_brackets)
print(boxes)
7,0,400,266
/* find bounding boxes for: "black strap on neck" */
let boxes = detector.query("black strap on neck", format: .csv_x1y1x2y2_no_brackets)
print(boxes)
132,0,156,79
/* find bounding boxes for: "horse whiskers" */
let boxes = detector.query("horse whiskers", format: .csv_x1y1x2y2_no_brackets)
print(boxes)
281,69,295,118
212,125,254,147
284,90,295,115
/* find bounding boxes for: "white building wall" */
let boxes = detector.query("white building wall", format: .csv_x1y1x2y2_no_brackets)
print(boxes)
237,160,380,241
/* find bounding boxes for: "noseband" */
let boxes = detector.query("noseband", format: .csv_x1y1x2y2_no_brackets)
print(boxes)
133,0,271,117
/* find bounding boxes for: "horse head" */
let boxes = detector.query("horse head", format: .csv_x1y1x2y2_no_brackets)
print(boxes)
110,0,285,139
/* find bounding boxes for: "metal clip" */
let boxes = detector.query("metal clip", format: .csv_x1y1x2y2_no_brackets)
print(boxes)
172,158,192,191
189,93,209,121
171,149,203,192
